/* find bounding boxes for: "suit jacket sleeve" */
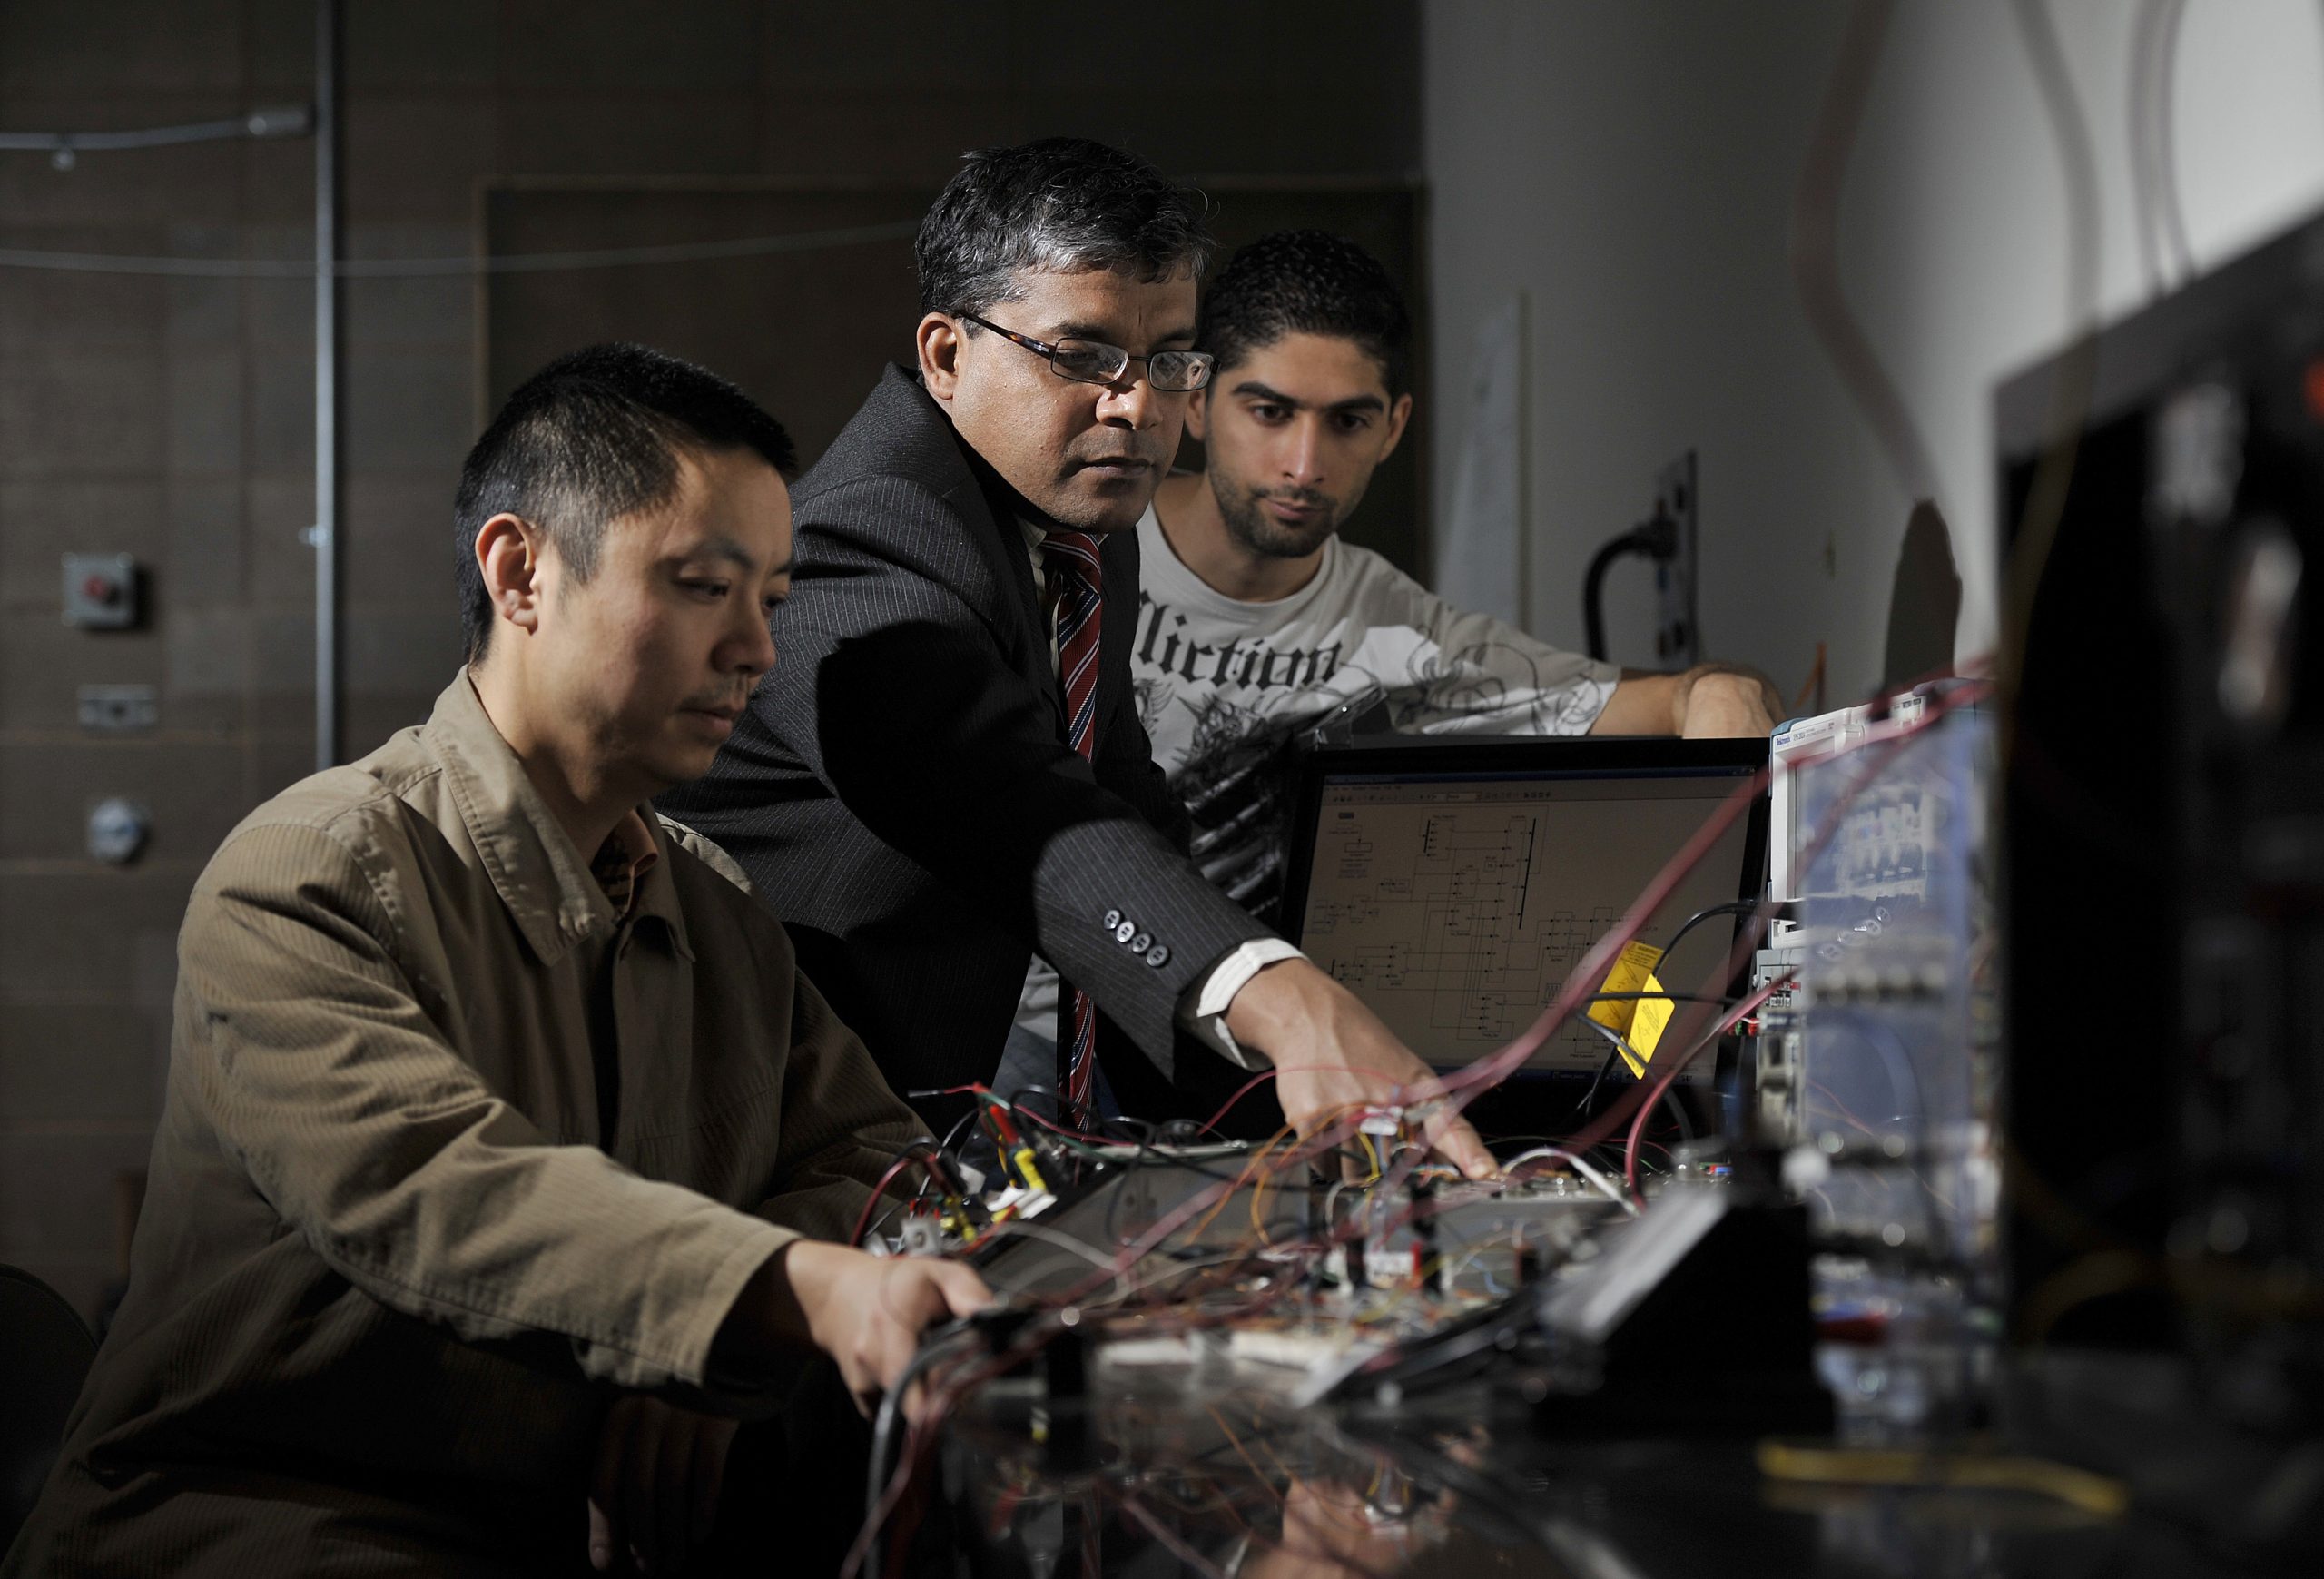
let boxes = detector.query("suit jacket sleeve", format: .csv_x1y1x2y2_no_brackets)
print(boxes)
761,474,1271,1070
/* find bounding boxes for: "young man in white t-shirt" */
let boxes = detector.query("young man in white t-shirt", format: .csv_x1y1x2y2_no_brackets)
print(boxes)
1004,231,1778,1090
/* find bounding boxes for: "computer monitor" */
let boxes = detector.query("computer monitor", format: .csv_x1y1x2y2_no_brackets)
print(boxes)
1279,736,1769,1081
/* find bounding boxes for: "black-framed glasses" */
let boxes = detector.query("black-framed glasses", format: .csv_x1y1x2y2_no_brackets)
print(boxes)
960,311,1214,393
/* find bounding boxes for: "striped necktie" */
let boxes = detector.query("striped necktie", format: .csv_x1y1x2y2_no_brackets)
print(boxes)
1041,528,1105,1123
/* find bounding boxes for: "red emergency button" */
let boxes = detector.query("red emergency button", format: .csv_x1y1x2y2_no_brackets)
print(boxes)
82,575,118,604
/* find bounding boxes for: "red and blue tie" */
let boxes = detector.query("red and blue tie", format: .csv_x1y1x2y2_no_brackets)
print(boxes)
1042,529,1105,1123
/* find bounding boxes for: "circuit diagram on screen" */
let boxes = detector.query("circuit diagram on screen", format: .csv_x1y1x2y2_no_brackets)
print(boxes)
1295,775,1755,1074
1304,810,1622,1049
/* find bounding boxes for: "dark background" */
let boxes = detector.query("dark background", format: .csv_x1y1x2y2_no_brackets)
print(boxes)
0,0,1423,1320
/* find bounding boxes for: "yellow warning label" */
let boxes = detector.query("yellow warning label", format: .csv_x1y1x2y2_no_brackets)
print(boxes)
1588,940,1673,1077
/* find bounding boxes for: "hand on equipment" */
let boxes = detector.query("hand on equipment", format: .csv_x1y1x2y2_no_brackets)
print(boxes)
776,1239,993,1421
1224,958,1498,1181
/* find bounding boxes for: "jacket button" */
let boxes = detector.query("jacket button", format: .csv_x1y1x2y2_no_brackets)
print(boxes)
1104,908,1122,930
1114,920,1136,943
1130,932,1151,952
1145,945,1170,968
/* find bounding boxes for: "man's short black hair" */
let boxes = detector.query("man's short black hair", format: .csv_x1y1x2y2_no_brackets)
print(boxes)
1198,231,1413,400
915,136,1213,320
453,343,795,664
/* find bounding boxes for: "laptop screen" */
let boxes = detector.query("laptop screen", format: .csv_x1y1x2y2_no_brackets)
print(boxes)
1279,737,1768,1079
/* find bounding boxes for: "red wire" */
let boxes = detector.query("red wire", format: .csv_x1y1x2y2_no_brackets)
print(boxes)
940,1081,1122,1148
845,677,1994,1576
995,1094,1122,1148
983,1101,1022,1150
1556,678,1990,1174
849,1150,926,1248
929,1081,1098,1145
1622,971,1794,1189
1444,761,1773,1099
1201,1069,1279,1134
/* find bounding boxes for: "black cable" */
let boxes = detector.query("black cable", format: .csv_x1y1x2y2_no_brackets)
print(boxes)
1610,912,1780,1145
862,1322,989,1579
1574,1041,1624,1125
1577,1015,1649,1080
897,1136,967,1199
1581,537,1628,663
1656,900,1767,962
1000,1084,1151,1146
1563,989,1745,1130
1576,995,1739,1131
1574,1017,1699,1149
1581,514,1678,661
1002,1084,1249,1193
852,1138,956,1247
1571,1017,1654,1131
937,1105,984,1162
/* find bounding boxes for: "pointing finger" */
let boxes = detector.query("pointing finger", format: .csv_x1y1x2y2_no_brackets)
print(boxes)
1425,1110,1498,1181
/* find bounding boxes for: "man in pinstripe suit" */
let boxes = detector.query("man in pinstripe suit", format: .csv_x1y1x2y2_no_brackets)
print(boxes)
663,139,1492,1177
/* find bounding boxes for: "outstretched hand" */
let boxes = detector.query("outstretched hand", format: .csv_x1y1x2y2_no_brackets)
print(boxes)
1223,958,1497,1180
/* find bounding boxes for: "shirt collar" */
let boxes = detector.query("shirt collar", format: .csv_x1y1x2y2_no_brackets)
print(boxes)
421,672,694,965
589,808,662,923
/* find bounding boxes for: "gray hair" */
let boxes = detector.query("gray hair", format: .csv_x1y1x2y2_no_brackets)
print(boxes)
915,137,1214,319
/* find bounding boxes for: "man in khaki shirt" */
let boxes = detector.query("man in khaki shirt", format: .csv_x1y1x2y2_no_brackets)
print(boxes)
5,345,988,1577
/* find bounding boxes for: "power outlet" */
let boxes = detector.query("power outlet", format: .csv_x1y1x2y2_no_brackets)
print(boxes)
1652,452,1699,666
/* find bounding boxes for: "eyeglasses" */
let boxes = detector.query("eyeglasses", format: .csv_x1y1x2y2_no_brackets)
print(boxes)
959,311,1214,393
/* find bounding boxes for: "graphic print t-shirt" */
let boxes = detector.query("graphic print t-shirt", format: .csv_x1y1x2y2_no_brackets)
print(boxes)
1013,502,1620,1043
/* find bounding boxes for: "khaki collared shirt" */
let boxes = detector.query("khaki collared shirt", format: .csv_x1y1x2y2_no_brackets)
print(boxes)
7,674,923,1577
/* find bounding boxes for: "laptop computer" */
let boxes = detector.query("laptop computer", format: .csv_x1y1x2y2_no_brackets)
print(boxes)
1278,735,1769,1084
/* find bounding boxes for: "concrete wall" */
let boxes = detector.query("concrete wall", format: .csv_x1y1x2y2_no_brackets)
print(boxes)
0,0,1420,1319
1423,0,2324,698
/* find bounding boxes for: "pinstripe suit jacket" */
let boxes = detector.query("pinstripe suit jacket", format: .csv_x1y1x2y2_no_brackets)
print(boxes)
661,366,1271,1123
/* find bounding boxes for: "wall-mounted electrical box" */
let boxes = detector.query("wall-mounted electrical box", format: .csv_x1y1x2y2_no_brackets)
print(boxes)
62,553,142,629
78,685,157,733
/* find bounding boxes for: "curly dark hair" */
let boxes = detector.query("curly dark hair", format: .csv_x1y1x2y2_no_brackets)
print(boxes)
453,343,794,664
915,136,1213,319
1198,231,1412,399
